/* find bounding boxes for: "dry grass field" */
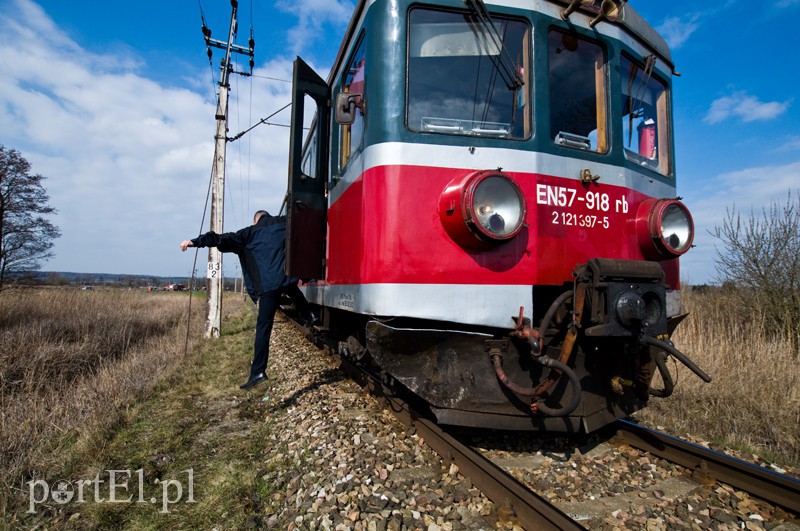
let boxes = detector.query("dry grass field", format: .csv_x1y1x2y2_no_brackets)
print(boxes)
0,287,217,516
636,286,800,465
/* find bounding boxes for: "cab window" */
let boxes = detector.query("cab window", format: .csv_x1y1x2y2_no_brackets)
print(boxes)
407,8,530,140
548,30,608,153
340,37,366,170
621,54,671,176
300,122,318,179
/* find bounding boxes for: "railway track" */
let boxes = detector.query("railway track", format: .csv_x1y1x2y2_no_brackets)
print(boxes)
613,419,800,515
341,357,584,530
357,363,800,529
290,313,583,528
288,312,800,529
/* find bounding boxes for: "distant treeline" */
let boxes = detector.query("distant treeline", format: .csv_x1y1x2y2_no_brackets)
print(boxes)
6,270,242,291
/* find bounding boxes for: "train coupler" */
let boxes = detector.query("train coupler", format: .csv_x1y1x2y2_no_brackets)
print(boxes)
575,258,668,339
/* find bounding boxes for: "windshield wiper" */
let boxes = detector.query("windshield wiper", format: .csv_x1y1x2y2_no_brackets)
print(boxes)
463,0,525,91
626,54,657,146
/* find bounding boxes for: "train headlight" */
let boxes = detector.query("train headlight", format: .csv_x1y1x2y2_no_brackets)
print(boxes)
439,170,526,250
636,198,694,259
471,175,525,239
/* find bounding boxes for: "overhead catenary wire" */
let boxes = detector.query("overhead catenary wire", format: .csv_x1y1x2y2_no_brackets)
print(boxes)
242,0,255,227
199,0,220,101
227,101,293,141
247,14,254,224
228,63,241,231
250,73,292,83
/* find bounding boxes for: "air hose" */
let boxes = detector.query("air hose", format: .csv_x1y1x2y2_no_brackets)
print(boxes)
640,335,712,383
648,350,675,398
491,289,582,417
489,350,582,417
534,290,573,354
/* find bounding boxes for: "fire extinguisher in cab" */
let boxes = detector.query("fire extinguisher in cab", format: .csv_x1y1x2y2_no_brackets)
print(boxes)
638,118,656,159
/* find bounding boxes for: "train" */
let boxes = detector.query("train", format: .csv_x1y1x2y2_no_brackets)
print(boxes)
283,0,711,432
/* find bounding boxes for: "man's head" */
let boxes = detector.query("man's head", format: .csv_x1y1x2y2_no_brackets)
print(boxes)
253,210,269,224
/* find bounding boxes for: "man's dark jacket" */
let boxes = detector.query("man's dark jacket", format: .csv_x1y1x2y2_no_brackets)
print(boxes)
191,214,293,302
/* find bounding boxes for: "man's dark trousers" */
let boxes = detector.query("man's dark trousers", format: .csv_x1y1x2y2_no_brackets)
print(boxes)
252,290,280,378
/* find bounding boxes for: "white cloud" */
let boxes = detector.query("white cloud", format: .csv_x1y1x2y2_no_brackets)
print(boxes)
777,0,800,7
656,15,701,49
775,136,800,152
0,0,296,276
680,162,800,284
704,91,790,124
275,0,355,53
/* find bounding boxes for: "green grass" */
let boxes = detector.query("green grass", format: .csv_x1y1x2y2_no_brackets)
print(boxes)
68,303,272,529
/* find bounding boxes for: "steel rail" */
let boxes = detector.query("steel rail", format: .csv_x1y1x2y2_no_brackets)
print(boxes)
384,395,584,530
614,419,800,514
333,354,584,531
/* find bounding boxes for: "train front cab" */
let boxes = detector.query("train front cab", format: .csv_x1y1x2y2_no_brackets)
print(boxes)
285,0,710,432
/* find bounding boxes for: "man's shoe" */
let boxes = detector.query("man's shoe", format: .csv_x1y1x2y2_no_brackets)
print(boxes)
240,372,267,390
305,312,320,326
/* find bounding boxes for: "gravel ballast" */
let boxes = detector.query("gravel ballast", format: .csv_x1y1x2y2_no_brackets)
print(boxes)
250,316,800,531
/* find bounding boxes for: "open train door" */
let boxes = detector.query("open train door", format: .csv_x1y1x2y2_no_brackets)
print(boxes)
286,57,330,281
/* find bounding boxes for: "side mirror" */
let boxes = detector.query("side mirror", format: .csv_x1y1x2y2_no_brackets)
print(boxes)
335,92,363,125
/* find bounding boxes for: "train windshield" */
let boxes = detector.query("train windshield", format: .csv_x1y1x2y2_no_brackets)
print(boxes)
407,8,530,140
548,30,608,153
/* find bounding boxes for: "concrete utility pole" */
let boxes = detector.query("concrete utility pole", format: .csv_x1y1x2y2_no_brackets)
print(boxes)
202,0,254,338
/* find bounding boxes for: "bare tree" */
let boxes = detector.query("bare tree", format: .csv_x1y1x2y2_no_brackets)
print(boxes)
712,191,800,352
0,146,61,292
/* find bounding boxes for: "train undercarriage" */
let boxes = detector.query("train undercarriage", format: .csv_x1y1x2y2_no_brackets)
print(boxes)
298,259,711,433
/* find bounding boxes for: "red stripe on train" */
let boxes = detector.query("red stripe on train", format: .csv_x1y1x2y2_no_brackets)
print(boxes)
325,165,679,287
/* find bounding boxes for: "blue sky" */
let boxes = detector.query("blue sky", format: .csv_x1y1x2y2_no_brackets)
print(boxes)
0,0,798,284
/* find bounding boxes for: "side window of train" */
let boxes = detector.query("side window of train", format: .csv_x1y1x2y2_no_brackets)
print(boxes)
339,37,366,172
621,54,671,176
301,121,318,179
548,30,608,153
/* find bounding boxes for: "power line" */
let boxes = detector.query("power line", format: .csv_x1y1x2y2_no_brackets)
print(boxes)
247,25,254,220
226,102,292,142
184,153,216,355
198,0,220,101
250,73,292,83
